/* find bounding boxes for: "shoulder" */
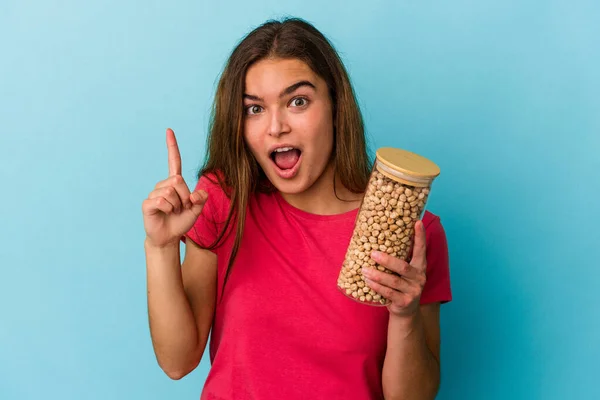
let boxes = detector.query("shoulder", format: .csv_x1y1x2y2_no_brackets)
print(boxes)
421,210,449,254
192,170,230,197
419,210,452,303
193,169,226,191
191,170,232,215
422,210,444,236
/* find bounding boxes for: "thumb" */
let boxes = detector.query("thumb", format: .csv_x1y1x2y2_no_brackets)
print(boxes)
189,190,208,216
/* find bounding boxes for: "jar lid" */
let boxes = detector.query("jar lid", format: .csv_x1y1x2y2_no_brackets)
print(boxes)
375,147,440,181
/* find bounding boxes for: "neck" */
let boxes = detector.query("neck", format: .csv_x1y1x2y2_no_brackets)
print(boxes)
280,160,363,215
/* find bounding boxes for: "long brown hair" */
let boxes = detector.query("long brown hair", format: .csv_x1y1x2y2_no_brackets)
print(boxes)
198,17,372,298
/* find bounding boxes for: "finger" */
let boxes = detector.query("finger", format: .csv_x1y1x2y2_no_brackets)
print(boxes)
166,128,182,177
154,176,173,189
190,190,208,205
142,197,174,216
370,251,420,280
363,276,407,305
189,190,208,216
362,267,415,294
149,186,183,213
410,220,427,269
154,176,191,209
154,175,185,189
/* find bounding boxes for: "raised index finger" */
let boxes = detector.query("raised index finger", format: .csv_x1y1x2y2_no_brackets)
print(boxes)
166,128,181,176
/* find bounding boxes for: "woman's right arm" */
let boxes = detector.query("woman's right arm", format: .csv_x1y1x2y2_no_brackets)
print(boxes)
142,128,218,379
145,239,217,380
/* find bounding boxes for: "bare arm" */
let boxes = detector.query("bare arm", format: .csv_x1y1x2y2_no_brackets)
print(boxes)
382,303,441,400
142,128,217,379
362,221,443,399
145,239,217,380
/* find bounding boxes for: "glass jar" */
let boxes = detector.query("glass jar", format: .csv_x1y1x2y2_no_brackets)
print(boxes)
337,147,441,306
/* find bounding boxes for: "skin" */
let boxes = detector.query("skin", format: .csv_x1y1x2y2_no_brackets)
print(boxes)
143,129,217,380
143,57,443,398
243,58,442,399
243,57,363,215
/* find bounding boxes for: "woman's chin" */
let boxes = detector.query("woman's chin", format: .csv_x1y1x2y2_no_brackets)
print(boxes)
269,175,309,194
264,168,310,195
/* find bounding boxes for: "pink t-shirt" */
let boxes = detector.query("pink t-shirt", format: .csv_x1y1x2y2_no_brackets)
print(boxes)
185,173,452,400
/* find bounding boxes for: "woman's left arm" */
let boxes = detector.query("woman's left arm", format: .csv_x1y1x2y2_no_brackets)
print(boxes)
362,220,442,400
381,304,441,400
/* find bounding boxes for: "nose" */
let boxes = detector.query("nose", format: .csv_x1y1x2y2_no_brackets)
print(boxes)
267,108,291,137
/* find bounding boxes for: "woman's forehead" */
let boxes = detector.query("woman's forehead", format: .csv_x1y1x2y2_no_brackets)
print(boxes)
244,58,322,95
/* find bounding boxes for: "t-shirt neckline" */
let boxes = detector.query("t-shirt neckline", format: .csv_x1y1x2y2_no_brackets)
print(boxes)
273,190,359,221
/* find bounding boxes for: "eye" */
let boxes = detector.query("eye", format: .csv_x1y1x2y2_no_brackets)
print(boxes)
290,97,309,108
246,105,263,115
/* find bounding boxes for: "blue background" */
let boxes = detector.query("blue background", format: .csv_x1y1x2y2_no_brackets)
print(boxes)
1,1,598,399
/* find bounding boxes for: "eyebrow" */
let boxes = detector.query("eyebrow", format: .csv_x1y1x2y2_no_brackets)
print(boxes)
243,80,316,102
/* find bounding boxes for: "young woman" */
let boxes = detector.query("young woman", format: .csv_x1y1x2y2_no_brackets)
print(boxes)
143,17,451,400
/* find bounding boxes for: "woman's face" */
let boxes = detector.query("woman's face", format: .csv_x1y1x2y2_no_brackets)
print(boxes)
243,57,334,194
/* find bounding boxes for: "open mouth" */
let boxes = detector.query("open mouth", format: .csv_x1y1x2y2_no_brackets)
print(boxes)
270,147,302,179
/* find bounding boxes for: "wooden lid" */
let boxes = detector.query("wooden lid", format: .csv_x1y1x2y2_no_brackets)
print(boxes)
375,147,440,181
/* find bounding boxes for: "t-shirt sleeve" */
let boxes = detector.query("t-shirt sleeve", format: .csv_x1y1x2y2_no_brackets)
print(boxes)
183,173,230,253
420,214,452,304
